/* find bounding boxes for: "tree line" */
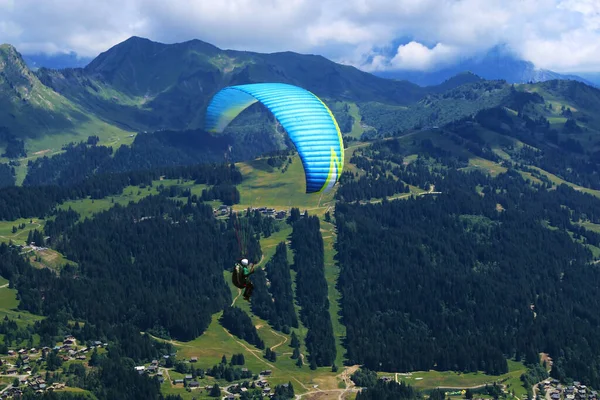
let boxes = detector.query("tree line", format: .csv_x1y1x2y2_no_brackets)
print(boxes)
290,213,336,368
0,161,242,220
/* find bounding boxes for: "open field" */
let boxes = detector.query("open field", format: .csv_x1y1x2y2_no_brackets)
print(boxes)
0,117,136,185
234,156,335,215
0,218,44,244
387,360,528,398
28,248,76,271
347,103,365,139
528,166,600,198
59,179,210,220
461,157,508,177
152,312,342,397
321,219,347,368
0,277,44,327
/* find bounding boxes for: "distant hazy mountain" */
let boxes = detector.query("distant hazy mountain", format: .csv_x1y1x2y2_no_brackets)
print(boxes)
374,45,596,87
567,72,600,87
22,52,93,70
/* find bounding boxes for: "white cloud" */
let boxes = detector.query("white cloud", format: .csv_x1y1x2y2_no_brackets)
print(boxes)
0,0,598,72
387,42,460,71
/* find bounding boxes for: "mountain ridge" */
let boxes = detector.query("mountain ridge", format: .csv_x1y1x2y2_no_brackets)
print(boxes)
0,36,599,169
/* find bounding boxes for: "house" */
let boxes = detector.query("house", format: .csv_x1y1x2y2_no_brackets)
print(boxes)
151,359,158,365
189,381,200,388
157,376,164,384
134,366,145,372
6,369,17,374
174,379,184,384
190,357,198,363
260,370,272,376
184,375,192,381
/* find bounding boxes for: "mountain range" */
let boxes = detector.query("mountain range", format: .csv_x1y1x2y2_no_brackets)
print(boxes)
1,35,599,167
21,42,600,88
0,36,454,140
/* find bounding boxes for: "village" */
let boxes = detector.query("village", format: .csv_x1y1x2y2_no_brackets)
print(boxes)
541,379,598,400
214,205,290,220
0,330,278,399
0,335,107,398
134,353,277,400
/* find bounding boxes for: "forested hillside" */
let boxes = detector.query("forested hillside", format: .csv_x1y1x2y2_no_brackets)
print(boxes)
335,137,600,386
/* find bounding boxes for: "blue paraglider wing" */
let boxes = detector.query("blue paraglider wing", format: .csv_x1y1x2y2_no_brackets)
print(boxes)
204,83,344,194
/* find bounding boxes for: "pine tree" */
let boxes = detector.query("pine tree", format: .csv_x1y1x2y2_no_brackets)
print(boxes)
291,347,300,360
290,332,300,348
210,383,220,397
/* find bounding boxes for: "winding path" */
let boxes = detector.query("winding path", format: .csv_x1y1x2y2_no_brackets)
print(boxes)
269,329,288,350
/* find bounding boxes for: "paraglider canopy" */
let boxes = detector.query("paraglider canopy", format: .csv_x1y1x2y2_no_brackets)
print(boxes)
204,83,344,194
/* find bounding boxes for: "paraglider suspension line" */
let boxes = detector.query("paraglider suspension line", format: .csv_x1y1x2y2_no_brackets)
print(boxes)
233,216,246,257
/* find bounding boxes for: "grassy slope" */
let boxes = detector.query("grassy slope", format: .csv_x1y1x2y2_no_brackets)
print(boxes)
0,45,135,183
0,218,44,244
390,360,528,398
0,276,44,329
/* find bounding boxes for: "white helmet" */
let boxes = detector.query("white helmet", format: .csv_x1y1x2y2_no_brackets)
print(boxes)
241,258,249,266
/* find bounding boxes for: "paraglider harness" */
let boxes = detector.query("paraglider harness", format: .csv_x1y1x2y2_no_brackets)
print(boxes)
232,259,255,300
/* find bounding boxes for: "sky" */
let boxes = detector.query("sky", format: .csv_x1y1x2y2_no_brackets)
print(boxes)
0,0,599,73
